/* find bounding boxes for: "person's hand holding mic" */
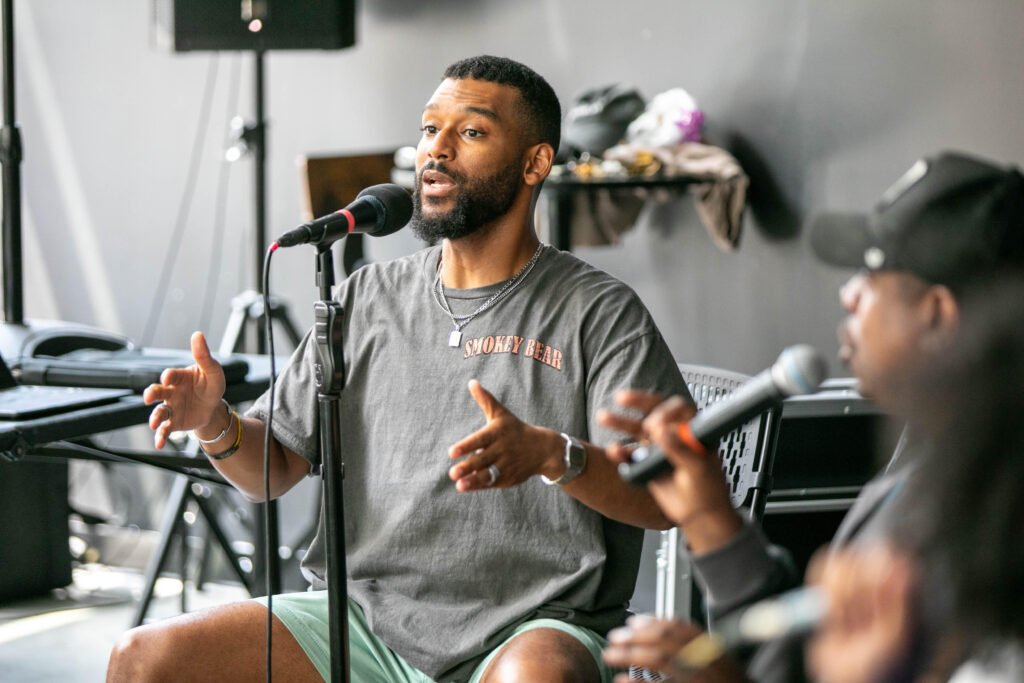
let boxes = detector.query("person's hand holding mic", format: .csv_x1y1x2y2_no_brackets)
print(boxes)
598,391,743,553
142,331,227,450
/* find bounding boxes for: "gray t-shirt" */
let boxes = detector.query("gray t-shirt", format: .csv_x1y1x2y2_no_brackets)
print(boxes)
248,244,687,681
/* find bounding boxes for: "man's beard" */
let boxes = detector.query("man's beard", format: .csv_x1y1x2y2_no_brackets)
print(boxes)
411,160,522,244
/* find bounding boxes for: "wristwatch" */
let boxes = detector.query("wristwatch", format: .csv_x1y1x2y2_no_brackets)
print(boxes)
541,433,587,486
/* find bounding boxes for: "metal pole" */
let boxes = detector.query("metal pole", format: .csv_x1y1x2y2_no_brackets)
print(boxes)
314,246,351,683
249,47,280,597
1,0,24,324
253,49,267,353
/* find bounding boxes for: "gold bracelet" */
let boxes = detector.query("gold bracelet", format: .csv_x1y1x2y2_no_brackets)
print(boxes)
203,410,242,460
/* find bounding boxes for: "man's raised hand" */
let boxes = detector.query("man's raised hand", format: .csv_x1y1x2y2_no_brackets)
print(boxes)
447,379,563,491
142,331,227,449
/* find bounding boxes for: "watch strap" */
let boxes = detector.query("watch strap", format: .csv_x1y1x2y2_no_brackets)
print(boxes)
541,432,586,486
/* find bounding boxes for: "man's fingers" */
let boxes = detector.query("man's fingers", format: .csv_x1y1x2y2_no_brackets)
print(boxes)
190,331,217,370
449,446,506,489
621,615,705,644
448,449,498,490
596,408,644,438
448,425,494,460
648,395,697,425
639,396,703,458
605,441,638,465
148,401,174,430
158,366,194,387
606,391,697,445
603,642,675,672
604,617,707,674
613,389,667,414
153,418,173,450
468,379,505,421
142,383,172,405
448,445,487,478
143,385,162,405
148,404,163,430
453,466,500,492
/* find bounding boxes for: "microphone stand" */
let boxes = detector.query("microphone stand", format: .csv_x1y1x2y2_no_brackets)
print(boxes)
312,243,350,683
2,0,24,325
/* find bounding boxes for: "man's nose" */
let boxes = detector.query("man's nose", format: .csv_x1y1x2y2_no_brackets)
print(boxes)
427,128,454,161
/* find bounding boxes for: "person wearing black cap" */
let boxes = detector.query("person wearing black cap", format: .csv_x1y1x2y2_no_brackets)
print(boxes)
599,151,1024,682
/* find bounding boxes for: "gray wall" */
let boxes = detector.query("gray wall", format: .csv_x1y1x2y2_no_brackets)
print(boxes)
11,0,1024,375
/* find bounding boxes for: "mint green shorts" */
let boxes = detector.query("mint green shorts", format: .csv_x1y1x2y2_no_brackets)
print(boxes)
255,592,614,683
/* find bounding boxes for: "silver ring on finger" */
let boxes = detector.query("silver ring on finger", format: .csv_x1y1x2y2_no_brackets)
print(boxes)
485,464,500,486
160,401,173,422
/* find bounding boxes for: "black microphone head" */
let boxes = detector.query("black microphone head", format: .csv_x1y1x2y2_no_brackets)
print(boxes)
355,183,413,237
770,344,828,397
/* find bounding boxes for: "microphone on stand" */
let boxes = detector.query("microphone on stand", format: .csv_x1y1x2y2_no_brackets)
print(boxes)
620,344,828,486
274,183,412,248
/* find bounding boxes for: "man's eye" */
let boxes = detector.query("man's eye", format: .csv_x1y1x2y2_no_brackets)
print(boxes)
421,125,437,135
464,128,481,138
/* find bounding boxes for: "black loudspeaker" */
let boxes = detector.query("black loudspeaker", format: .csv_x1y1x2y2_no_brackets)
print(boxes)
761,379,902,576
152,0,356,52
0,459,72,602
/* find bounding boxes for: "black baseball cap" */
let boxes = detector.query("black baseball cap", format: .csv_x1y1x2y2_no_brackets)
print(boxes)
810,151,1024,291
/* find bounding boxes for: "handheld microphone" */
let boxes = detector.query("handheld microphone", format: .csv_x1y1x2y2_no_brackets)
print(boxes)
717,586,826,646
673,587,826,668
620,344,827,486
274,183,413,248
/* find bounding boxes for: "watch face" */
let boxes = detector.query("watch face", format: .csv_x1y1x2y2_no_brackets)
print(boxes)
565,435,586,477
569,444,585,470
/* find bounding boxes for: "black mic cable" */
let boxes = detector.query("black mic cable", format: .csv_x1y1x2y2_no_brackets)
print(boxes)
262,242,278,683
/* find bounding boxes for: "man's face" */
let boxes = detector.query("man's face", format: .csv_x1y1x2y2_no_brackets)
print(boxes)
838,271,934,408
411,78,527,243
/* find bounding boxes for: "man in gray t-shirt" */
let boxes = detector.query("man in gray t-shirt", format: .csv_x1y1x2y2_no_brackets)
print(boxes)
108,56,688,683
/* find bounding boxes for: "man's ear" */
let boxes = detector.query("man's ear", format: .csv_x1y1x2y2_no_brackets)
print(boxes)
522,143,554,187
921,284,960,348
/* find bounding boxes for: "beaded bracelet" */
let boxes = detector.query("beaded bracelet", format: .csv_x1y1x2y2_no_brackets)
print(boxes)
194,399,234,445
203,409,243,461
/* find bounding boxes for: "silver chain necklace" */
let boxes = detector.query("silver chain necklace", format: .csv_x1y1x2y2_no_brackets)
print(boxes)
433,243,546,347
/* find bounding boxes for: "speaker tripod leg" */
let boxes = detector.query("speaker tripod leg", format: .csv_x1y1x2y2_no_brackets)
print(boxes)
217,289,303,356
192,489,257,593
131,475,191,627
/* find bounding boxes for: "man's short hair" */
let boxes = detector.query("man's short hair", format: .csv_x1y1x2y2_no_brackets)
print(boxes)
443,55,561,152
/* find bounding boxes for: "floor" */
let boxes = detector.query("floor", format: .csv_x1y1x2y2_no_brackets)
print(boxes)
0,566,249,682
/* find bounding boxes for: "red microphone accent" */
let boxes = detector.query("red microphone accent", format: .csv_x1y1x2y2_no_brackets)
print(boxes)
340,209,356,233
676,421,709,456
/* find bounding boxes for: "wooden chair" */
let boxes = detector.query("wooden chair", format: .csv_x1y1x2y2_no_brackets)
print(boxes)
298,150,398,276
